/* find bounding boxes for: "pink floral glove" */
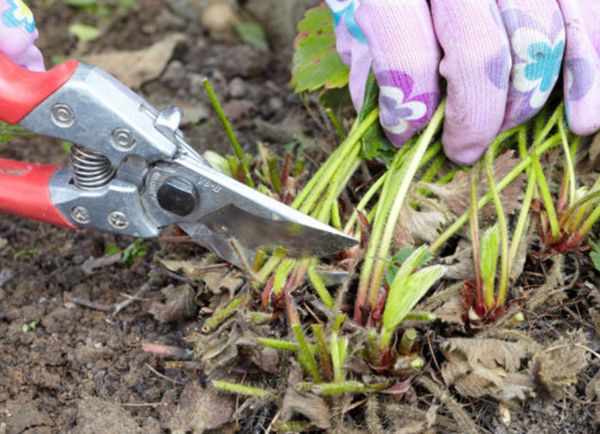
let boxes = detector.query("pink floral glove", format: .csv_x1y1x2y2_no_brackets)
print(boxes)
0,0,44,71
328,0,599,165
557,0,600,136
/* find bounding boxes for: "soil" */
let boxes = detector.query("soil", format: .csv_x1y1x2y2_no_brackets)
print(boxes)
0,1,599,433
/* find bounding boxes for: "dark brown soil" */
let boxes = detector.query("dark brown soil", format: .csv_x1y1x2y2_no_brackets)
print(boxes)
1,1,599,433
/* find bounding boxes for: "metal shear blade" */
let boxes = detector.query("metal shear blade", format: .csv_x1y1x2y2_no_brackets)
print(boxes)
175,155,357,262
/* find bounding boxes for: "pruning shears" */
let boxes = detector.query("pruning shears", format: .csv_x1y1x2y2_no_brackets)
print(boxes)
0,54,356,266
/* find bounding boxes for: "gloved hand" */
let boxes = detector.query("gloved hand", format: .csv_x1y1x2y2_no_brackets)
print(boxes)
328,0,600,165
0,0,44,71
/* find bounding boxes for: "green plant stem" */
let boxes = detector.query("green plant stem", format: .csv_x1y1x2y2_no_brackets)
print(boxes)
576,202,600,241
330,331,342,382
292,324,322,383
202,78,254,187
508,164,536,279
272,258,296,294
312,324,333,382
399,328,417,355
256,248,285,284
560,188,600,227
430,133,562,253
344,172,386,233
558,116,576,207
308,262,334,309
485,147,509,307
212,380,272,398
326,108,346,139
531,151,561,240
292,109,379,213
404,312,437,322
469,163,485,310
202,293,249,333
258,337,299,351
273,421,315,433
366,101,445,311
315,148,362,222
297,381,388,395
331,201,342,229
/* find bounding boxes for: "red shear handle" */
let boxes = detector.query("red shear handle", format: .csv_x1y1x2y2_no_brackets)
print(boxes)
0,54,79,125
0,158,74,227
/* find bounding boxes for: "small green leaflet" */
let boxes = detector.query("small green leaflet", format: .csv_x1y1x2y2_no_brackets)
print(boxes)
359,73,395,164
234,21,269,52
480,225,499,295
291,5,349,93
591,240,600,272
69,23,101,42
386,246,433,286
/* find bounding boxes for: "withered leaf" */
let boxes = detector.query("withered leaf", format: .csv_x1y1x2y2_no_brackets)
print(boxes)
394,202,449,249
84,34,185,88
440,241,474,281
418,282,465,327
531,334,589,398
424,151,525,222
149,284,196,323
160,259,243,296
81,254,120,275
161,384,235,433
280,388,331,430
441,338,534,401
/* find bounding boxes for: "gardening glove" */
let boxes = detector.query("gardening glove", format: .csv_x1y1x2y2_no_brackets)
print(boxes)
328,1,599,165
328,0,442,148
431,0,566,164
0,0,44,71
557,0,600,136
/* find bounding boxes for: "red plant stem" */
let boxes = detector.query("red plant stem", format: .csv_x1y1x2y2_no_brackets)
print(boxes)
469,165,486,315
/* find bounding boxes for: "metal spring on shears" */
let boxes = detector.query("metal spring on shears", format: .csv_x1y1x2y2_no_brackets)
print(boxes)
70,145,115,189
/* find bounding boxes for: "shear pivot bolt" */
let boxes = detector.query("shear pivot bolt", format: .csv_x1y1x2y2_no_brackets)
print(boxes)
157,177,197,216
111,128,135,150
71,206,90,225
108,211,129,229
51,104,75,128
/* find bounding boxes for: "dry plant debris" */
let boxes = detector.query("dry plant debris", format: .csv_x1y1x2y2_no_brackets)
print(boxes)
441,338,534,401
530,333,589,399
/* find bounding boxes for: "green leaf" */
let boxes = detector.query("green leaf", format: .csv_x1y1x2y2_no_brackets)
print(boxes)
234,21,269,51
291,5,349,93
121,238,148,265
381,263,446,348
385,246,433,286
480,225,499,297
590,241,600,272
357,73,396,163
359,73,379,122
105,244,121,256
69,23,101,42
65,0,96,6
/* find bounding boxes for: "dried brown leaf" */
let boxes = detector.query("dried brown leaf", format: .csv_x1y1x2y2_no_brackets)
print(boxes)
441,338,534,401
149,284,196,323
81,254,120,275
531,334,589,398
440,241,474,280
77,397,138,434
394,203,448,249
161,384,235,433
585,369,600,400
159,259,243,296
425,151,524,221
84,34,185,88
280,388,331,430
418,282,465,326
